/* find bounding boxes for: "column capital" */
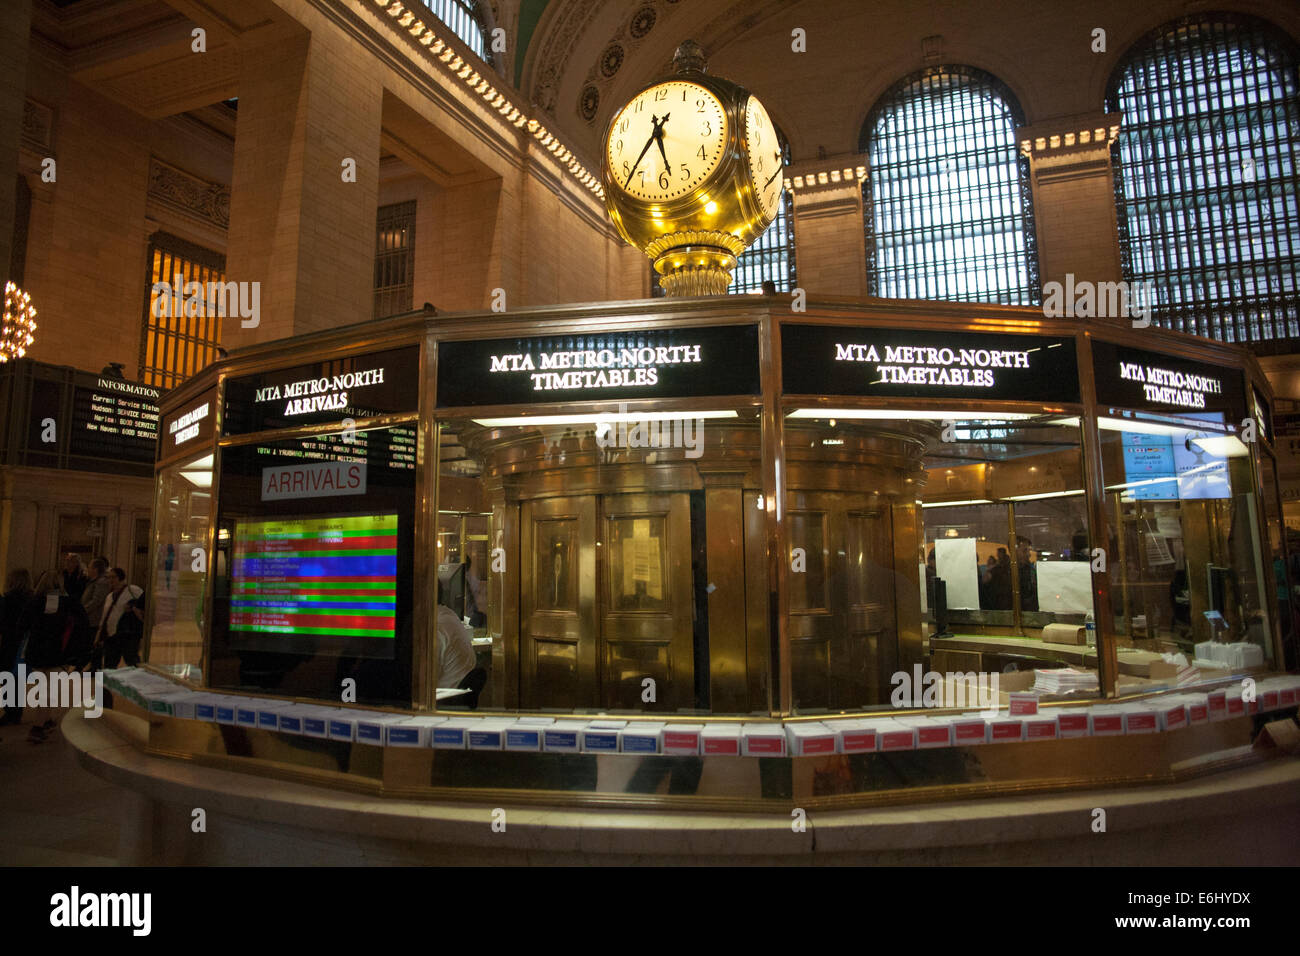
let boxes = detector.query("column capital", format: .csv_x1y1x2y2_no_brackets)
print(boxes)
1017,111,1122,160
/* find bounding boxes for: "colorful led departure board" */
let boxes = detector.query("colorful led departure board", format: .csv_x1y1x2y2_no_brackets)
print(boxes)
230,514,398,645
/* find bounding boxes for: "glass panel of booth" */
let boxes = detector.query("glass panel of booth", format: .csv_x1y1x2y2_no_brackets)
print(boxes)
780,323,1103,714
146,449,212,678
1092,341,1272,674
432,324,767,716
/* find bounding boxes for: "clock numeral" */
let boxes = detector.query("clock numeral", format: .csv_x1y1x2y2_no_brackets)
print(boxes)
658,170,670,189
679,165,691,181
696,145,706,159
754,109,764,128
754,129,762,146
701,121,712,136
635,99,644,113
619,117,630,133
697,98,706,112
639,169,646,185
758,156,764,173
616,139,623,154
654,88,668,102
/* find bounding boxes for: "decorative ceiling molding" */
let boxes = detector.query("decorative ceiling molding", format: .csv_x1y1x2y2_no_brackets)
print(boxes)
525,0,613,115
367,0,606,199
147,157,231,231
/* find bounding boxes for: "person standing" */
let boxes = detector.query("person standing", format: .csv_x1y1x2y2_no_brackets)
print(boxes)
61,554,88,604
0,569,35,726
81,557,112,623
1016,536,1039,613
95,568,145,670
22,570,90,743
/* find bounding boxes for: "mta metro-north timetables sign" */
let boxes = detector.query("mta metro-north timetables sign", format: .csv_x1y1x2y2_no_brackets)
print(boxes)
230,514,398,657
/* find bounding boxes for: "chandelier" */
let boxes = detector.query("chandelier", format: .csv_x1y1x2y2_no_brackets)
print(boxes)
1,282,37,362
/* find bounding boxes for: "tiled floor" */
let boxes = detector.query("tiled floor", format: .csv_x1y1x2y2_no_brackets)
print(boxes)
0,714,125,865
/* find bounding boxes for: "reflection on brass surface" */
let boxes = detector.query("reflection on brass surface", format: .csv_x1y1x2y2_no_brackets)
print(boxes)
456,418,933,713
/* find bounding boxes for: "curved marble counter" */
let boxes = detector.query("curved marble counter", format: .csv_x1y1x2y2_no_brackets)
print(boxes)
65,708,1300,865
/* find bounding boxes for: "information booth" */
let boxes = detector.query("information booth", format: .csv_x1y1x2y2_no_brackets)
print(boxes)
127,295,1298,809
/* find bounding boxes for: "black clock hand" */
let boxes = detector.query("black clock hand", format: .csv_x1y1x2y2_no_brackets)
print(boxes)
763,151,782,188
654,113,672,173
625,114,666,187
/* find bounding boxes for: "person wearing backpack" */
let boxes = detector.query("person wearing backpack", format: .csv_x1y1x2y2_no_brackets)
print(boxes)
94,567,145,670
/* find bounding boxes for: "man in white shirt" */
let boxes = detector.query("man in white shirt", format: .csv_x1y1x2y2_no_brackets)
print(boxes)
97,567,144,668
436,579,483,707
437,603,476,689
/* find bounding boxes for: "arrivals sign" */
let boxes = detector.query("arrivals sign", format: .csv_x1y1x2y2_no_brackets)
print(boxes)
781,325,1080,402
223,346,419,435
261,460,367,501
436,325,760,407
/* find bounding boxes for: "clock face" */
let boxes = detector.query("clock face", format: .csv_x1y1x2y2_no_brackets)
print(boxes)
745,96,783,219
606,81,728,202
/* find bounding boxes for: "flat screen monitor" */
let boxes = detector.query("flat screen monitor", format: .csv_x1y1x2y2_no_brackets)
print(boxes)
230,513,398,658
1121,412,1231,500
438,562,466,618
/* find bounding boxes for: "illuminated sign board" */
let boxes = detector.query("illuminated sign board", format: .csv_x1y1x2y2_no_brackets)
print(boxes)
223,346,419,435
69,375,160,465
436,325,760,407
158,388,217,463
1091,341,1245,420
782,325,1080,402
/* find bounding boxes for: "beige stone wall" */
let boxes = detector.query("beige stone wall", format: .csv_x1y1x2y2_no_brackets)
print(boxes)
0,466,153,588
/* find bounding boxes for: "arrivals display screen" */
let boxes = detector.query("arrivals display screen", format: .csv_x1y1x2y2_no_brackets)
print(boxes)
230,513,398,658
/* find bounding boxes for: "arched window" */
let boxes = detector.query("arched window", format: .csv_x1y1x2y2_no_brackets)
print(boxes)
651,130,795,296
1107,14,1300,347
424,0,491,66
861,66,1039,305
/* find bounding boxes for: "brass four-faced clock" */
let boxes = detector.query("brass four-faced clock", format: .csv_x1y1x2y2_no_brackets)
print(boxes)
602,41,784,296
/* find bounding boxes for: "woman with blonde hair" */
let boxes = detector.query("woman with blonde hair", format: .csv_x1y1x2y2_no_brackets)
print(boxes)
20,569,90,743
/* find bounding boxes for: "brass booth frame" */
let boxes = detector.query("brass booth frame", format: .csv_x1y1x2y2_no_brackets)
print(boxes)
135,295,1293,810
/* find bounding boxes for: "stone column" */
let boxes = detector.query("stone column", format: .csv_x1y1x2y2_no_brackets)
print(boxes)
1020,113,1126,301
0,0,32,291
224,24,383,346
787,158,869,297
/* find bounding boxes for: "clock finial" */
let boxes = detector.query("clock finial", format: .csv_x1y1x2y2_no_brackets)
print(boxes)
673,40,706,74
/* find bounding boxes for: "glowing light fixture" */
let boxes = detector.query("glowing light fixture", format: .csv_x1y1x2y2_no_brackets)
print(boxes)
1,282,37,362
788,408,1035,422
472,410,738,428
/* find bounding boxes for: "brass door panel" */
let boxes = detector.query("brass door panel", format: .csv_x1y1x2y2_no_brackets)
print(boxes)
600,493,693,711
787,491,897,712
520,496,597,710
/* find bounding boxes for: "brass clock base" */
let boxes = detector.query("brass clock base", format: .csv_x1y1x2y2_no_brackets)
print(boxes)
654,245,739,297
